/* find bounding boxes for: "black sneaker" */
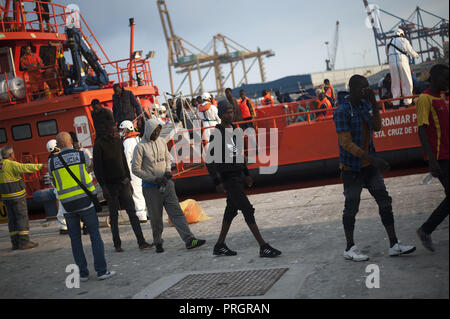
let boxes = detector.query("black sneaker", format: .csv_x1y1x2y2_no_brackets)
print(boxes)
213,243,237,256
60,229,68,235
417,228,435,252
260,243,281,258
156,244,164,253
186,238,206,250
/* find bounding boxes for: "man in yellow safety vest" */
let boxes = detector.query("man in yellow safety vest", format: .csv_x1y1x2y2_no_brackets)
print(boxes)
0,145,45,250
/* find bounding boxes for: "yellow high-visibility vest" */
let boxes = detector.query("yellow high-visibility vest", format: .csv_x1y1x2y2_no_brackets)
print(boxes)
49,149,95,212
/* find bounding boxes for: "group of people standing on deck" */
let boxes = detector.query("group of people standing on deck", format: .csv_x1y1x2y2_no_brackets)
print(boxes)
1,62,448,282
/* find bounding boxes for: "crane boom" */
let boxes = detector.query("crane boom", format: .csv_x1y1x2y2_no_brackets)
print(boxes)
326,21,339,71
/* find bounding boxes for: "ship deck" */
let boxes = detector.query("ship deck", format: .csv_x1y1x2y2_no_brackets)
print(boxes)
0,172,447,299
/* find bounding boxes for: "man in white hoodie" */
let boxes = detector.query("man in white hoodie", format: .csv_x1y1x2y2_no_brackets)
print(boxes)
119,121,148,223
132,119,206,253
386,28,420,106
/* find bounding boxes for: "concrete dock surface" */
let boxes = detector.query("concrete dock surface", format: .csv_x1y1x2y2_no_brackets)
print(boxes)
0,172,448,299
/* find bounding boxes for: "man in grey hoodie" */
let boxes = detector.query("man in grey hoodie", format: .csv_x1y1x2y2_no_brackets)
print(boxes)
132,119,206,253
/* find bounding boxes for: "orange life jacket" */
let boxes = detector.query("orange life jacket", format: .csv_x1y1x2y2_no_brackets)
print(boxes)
124,131,140,141
198,102,211,112
212,98,218,106
324,84,335,100
239,97,253,119
262,93,274,106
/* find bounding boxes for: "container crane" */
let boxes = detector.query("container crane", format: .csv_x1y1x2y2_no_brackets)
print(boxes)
325,21,339,71
157,0,274,97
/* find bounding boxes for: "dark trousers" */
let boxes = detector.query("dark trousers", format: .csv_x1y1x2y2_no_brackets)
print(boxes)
5,197,30,246
341,165,395,232
240,118,254,130
222,173,256,225
421,160,449,234
105,181,146,248
65,206,107,277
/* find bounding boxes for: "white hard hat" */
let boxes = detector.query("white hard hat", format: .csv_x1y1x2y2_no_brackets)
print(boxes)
159,105,166,112
202,92,211,100
396,28,405,36
46,139,58,153
119,120,134,132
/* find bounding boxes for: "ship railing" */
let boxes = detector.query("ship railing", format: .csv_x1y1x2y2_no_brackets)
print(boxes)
1,1,113,67
168,95,419,177
102,58,155,89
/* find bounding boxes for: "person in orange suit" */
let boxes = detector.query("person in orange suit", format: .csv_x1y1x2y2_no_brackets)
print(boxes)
21,46,44,97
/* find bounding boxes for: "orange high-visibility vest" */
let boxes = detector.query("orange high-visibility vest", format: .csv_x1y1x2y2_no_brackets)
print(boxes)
324,84,335,101
262,93,274,106
239,97,253,119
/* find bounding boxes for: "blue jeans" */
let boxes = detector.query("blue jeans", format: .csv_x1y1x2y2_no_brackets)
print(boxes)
65,206,107,277
341,165,395,232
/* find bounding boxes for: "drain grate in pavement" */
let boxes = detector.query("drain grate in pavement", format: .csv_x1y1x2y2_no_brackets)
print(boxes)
156,268,289,299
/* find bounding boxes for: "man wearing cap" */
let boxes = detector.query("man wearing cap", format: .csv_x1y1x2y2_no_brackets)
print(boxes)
386,28,419,107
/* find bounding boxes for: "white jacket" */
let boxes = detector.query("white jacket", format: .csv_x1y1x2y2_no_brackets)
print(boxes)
386,36,419,64
123,133,147,219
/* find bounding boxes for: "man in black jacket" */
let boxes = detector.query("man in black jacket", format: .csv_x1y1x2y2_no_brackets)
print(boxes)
93,130,152,252
225,88,242,123
206,100,281,258
112,84,143,128
91,99,115,139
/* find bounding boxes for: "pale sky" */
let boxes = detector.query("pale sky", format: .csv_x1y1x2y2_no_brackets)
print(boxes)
57,0,449,94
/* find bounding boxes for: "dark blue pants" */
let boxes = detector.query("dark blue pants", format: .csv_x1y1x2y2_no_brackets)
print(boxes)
421,160,449,235
341,166,395,232
65,206,107,277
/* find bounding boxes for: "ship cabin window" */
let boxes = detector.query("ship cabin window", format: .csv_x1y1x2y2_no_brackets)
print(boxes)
37,120,58,137
12,124,32,141
19,46,36,71
39,46,57,67
0,128,7,144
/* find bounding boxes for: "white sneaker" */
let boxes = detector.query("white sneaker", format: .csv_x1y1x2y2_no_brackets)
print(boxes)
80,276,89,282
344,245,369,262
97,270,116,281
389,242,416,256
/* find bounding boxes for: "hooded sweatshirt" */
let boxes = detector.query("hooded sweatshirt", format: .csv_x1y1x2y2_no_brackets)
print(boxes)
132,119,171,184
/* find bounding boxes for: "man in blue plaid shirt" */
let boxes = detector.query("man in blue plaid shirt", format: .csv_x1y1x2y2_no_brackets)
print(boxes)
333,75,416,262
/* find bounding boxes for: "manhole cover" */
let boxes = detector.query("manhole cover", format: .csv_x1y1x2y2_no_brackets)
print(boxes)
156,268,289,299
